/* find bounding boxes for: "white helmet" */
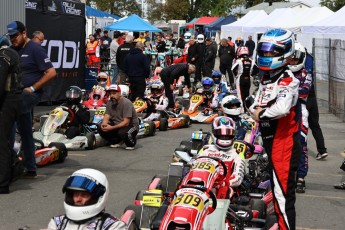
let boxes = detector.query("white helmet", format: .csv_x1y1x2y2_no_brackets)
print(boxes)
63,168,109,221
184,32,191,43
97,72,108,87
221,95,242,116
197,34,204,43
212,116,236,150
118,84,129,98
288,42,306,72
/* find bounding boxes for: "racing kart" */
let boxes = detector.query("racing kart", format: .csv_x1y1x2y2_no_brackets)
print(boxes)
33,106,97,150
133,98,191,131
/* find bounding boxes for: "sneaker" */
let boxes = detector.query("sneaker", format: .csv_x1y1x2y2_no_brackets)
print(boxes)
125,146,135,150
316,152,328,160
110,141,123,148
22,171,37,179
296,179,306,193
334,182,345,190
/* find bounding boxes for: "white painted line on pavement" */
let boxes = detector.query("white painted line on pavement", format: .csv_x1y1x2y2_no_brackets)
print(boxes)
299,194,345,200
308,172,344,177
68,153,87,156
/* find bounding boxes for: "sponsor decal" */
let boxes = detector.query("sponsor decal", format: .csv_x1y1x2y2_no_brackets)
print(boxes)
25,0,37,9
61,1,82,15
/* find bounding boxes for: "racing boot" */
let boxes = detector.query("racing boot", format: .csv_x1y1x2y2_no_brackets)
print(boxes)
296,179,306,193
340,158,345,171
334,181,345,190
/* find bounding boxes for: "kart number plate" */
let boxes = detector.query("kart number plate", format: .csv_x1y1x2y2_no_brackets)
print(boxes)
133,100,145,108
173,193,204,212
50,109,63,117
191,95,202,103
95,109,105,116
192,131,203,140
232,141,246,159
192,161,215,173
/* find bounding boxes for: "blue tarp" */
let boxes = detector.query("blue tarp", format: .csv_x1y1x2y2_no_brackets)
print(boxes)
104,14,161,32
205,15,237,31
86,6,120,20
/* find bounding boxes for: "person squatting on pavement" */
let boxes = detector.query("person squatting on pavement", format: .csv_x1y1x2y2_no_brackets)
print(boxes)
232,46,259,112
198,116,245,197
248,28,301,230
124,42,150,101
8,21,57,178
288,42,312,194
160,63,195,110
98,84,139,150
46,168,127,230
0,36,22,194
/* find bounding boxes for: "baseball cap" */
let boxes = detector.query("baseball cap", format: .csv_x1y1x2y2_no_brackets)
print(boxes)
106,84,121,93
6,21,26,36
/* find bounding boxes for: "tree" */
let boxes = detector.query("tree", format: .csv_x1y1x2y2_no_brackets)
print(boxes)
146,0,166,22
88,0,142,17
320,0,345,11
164,0,190,21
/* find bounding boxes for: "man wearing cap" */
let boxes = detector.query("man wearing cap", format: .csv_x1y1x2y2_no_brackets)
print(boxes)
203,37,217,77
7,21,56,178
0,36,23,194
98,84,139,150
100,30,112,65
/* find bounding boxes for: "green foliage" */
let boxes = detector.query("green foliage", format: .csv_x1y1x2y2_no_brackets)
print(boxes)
91,0,142,17
320,0,345,11
146,0,166,22
164,0,190,21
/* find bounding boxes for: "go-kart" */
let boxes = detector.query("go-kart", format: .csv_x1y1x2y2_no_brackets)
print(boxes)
181,90,222,123
33,106,97,150
83,85,108,110
133,98,190,131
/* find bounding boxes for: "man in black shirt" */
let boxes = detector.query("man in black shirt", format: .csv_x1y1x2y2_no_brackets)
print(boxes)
203,38,217,77
116,35,134,83
218,38,235,87
155,35,166,53
245,35,256,58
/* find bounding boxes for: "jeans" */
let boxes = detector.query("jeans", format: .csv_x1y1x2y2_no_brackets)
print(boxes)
17,91,40,172
0,93,21,189
111,64,119,84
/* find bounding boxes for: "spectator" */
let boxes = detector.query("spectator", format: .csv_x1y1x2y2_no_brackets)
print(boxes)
0,36,22,194
116,34,134,84
135,32,146,44
218,38,235,88
177,34,185,49
203,37,217,77
155,34,166,53
167,33,176,47
118,32,126,45
86,34,100,68
31,31,44,45
124,42,150,101
109,31,121,84
227,36,235,47
47,168,127,229
186,37,197,65
7,21,56,178
100,30,112,65
245,35,255,58
144,31,151,43
160,63,195,110
98,85,139,150
195,34,205,83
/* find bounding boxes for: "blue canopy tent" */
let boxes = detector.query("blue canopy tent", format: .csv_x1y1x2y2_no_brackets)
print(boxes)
204,17,224,32
104,14,161,32
86,6,120,19
205,15,237,31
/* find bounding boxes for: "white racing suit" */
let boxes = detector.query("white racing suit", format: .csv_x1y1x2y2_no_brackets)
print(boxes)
143,95,169,122
198,144,245,196
47,213,127,230
249,68,301,230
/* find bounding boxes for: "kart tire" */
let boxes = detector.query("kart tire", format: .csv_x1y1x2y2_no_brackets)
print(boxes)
179,140,192,154
191,140,203,154
265,214,277,229
135,190,145,201
159,118,168,131
147,121,156,136
86,132,96,150
124,204,142,230
178,114,191,127
250,199,266,219
48,142,68,163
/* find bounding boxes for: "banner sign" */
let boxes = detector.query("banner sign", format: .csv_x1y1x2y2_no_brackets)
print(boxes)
26,0,86,102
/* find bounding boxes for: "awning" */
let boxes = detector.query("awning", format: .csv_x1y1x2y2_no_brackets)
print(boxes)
86,6,120,20
186,16,219,28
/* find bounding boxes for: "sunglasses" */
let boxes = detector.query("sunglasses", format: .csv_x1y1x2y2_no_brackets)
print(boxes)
9,32,21,40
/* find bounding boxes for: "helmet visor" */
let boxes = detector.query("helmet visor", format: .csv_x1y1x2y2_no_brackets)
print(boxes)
97,78,107,83
257,42,284,57
223,101,241,109
63,175,106,198
93,94,101,100
66,89,81,99
213,128,234,140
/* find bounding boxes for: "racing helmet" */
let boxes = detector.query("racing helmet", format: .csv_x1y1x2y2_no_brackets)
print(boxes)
202,77,214,93
97,72,108,87
237,46,249,58
288,42,306,72
150,80,164,97
197,34,204,43
211,70,222,84
212,116,236,150
63,168,109,221
184,32,192,43
118,84,129,98
92,86,104,101
257,28,295,71
221,95,242,116
66,86,82,105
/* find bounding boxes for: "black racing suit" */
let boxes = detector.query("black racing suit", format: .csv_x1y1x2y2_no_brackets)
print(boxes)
0,46,22,193
249,68,301,230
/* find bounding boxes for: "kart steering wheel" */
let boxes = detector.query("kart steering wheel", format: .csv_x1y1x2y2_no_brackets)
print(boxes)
60,106,75,124
196,156,228,181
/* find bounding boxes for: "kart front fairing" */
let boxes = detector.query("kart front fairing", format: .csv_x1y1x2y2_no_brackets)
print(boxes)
33,132,90,150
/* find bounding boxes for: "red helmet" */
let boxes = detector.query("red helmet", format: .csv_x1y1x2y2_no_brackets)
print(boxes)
237,46,249,58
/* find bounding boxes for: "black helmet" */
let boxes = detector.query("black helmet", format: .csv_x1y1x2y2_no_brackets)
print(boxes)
66,86,82,105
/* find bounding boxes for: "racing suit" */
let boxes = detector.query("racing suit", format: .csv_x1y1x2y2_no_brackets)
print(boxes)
228,115,252,141
249,68,301,230
198,145,245,197
47,213,127,230
201,90,219,115
61,103,91,139
214,82,228,101
232,57,259,112
294,69,312,180
143,95,169,122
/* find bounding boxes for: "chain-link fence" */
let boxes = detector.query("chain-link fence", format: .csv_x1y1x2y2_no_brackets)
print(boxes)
313,38,345,121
